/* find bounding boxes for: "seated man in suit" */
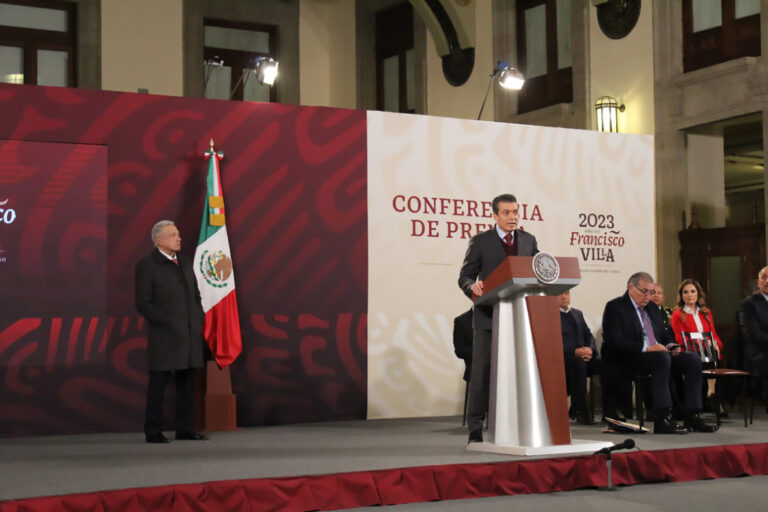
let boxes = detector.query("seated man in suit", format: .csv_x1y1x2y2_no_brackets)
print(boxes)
602,272,716,433
739,266,768,381
453,309,474,383
558,290,601,425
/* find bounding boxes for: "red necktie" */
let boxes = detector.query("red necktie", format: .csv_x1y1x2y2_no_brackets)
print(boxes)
504,234,512,246
172,257,179,266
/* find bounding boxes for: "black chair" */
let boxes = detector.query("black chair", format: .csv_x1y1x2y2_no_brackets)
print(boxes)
633,373,652,430
453,310,473,425
462,372,470,426
682,331,750,428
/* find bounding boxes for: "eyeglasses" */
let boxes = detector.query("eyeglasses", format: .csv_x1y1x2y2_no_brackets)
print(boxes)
633,285,653,296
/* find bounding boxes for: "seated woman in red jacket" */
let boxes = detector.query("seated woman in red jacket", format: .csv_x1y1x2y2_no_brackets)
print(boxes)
670,278,722,400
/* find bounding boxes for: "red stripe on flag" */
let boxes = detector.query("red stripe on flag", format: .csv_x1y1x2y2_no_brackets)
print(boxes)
203,290,242,368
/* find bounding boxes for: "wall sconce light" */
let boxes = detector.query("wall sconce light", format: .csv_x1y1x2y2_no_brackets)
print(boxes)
477,61,525,120
3,73,24,84
595,96,625,132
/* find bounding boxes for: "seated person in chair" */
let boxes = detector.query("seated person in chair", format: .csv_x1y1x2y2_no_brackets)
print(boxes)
558,290,601,425
601,272,716,434
453,309,473,383
670,278,722,406
739,266,768,386
650,283,674,335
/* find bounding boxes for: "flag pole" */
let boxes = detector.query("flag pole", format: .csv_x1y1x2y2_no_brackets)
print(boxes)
193,136,241,432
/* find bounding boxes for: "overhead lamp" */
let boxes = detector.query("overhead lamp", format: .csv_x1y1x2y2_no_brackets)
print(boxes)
477,61,525,120
595,96,625,133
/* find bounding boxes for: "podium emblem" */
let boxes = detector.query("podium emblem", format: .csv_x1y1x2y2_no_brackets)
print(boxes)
532,252,560,284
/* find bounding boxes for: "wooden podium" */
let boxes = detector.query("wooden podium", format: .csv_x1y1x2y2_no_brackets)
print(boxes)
194,361,238,431
466,254,611,456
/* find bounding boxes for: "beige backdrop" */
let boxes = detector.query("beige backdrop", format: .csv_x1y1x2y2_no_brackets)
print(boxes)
366,111,655,419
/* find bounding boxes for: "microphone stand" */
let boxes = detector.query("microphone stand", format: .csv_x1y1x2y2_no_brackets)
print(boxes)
600,451,619,492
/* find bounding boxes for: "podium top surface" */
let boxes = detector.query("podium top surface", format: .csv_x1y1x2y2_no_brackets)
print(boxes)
474,256,580,306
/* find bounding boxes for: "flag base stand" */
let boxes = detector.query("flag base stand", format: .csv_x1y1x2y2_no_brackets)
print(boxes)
195,361,238,431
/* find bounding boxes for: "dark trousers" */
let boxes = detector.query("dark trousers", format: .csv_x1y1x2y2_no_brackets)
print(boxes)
611,351,703,413
564,353,601,414
144,369,195,436
467,327,492,434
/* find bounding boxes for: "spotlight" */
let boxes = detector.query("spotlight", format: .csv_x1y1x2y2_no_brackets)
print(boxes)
253,56,278,86
477,61,525,120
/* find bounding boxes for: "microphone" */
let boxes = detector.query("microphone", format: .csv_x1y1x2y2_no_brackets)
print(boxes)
594,438,635,455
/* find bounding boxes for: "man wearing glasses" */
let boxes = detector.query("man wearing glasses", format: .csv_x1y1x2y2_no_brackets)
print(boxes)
602,272,716,433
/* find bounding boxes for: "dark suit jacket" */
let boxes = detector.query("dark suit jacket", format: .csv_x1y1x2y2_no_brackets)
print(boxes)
561,307,599,357
458,227,539,330
135,249,205,371
739,293,768,376
602,291,673,360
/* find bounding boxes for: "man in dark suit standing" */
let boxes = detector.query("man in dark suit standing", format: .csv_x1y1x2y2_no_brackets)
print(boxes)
458,194,539,443
558,290,600,425
602,272,715,433
739,266,768,379
135,220,208,443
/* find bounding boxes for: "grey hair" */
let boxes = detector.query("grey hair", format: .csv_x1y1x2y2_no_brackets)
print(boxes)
627,272,654,287
759,266,768,279
151,220,175,246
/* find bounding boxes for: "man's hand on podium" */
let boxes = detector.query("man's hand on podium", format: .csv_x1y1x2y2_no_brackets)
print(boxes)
471,281,484,296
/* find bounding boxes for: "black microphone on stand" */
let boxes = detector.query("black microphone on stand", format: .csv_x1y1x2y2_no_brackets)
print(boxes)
595,439,636,491
594,438,635,456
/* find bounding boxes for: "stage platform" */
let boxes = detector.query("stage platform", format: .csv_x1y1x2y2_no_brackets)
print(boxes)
2,412,768,511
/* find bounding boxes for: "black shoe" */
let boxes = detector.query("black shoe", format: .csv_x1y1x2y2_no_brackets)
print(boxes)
576,410,595,425
672,407,688,421
468,430,483,443
685,413,718,433
654,413,688,434
175,431,208,441
146,432,170,444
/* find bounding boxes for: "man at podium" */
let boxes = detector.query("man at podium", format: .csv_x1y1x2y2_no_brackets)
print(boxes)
458,194,539,443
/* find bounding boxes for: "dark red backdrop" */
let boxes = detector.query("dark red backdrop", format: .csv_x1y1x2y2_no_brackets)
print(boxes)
0,84,368,436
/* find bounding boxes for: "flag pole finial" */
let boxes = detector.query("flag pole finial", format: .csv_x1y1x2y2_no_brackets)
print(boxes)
209,138,215,153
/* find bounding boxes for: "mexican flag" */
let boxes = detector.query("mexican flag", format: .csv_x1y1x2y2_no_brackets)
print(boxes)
194,142,242,368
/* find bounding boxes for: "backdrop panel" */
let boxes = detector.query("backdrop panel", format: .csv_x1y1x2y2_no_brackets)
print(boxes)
366,111,655,418
0,84,367,435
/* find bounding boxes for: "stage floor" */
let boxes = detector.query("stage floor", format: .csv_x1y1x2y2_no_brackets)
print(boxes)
1,411,766,501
